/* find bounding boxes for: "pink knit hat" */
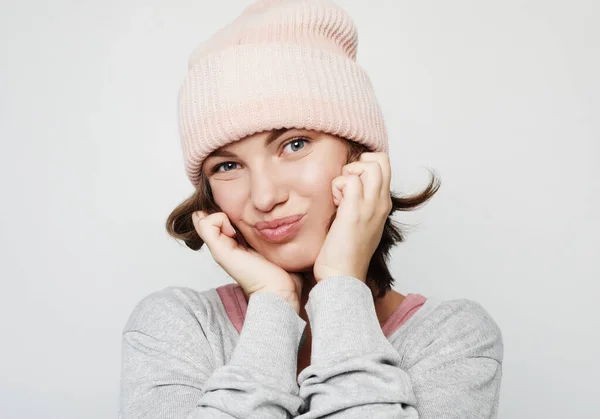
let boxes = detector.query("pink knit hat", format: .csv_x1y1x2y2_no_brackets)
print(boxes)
178,0,388,186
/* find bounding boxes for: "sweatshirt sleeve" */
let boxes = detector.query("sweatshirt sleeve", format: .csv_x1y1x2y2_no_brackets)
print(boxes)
296,276,504,419
119,288,307,418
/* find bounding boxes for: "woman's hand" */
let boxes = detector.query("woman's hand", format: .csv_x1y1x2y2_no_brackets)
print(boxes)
192,211,304,313
313,152,392,283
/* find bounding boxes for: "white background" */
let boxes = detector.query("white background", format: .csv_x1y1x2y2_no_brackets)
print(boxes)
1,0,598,417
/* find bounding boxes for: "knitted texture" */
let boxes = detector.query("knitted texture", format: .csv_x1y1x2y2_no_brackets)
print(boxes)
177,0,388,186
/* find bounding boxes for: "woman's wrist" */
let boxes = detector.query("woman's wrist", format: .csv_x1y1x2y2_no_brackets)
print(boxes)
252,288,301,314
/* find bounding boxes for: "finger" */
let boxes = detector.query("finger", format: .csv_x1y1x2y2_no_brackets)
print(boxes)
332,173,362,209
192,211,218,245
358,152,391,196
204,212,236,237
331,176,344,206
193,212,236,248
215,213,237,238
342,161,382,201
331,175,346,206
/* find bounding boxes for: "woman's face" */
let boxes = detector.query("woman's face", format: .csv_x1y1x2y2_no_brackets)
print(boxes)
202,128,348,273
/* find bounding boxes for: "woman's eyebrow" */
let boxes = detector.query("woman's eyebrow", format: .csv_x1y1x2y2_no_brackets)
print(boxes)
209,128,290,158
263,128,289,147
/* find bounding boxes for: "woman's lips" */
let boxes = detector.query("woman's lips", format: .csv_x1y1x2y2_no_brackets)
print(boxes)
255,215,305,243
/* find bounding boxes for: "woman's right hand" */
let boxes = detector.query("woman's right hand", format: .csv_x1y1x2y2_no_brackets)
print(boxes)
192,210,304,313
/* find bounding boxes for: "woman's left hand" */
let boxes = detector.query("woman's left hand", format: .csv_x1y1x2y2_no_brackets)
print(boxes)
313,152,393,283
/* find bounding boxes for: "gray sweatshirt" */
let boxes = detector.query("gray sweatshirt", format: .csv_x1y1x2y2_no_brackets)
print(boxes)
119,276,503,418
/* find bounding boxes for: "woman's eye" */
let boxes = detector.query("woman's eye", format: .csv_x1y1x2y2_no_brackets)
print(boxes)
283,138,308,154
213,162,239,173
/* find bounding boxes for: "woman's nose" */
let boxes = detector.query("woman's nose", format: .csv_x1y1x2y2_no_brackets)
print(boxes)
250,169,288,212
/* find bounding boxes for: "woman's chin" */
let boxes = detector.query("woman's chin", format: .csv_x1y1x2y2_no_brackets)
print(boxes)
260,247,317,273
249,234,324,272
270,257,314,273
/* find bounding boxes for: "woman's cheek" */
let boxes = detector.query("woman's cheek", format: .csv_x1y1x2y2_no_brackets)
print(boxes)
294,159,339,197
212,186,245,221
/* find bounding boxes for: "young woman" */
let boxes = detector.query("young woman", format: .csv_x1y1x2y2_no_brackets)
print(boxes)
119,1,504,418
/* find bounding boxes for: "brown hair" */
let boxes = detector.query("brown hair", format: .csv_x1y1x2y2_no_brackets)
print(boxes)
166,137,441,301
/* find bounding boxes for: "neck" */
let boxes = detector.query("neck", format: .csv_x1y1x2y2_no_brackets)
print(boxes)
300,271,317,304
